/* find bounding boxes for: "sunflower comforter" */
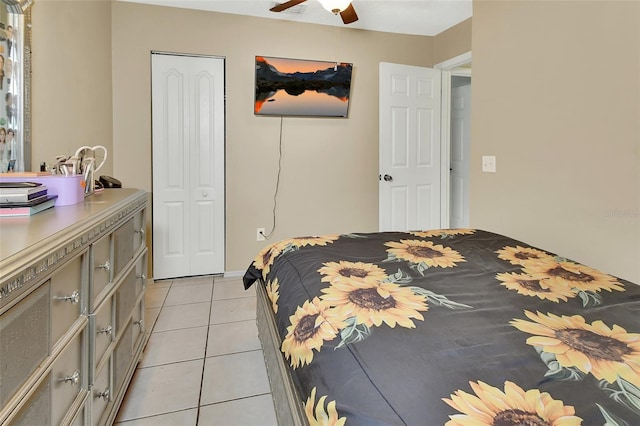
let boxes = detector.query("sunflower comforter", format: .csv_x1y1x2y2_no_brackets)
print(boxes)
242,229,640,425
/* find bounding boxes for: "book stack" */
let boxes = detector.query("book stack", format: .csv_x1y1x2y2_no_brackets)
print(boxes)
0,182,58,217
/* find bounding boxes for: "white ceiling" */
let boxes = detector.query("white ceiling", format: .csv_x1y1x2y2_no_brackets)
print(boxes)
120,0,473,37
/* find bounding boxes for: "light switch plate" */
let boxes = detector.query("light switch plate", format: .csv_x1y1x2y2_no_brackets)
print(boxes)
482,156,496,173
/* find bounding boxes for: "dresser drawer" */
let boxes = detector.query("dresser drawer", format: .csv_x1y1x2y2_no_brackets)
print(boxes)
134,253,147,303
115,267,136,335
8,374,51,426
113,321,132,394
51,330,86,426
131,299,145,354
8,368,87,426
91,358,112,426
51,253,87,346
113,219,134,278
93,296,114,367
0,283,50,408
133,208,146,254
91,234,112,308
71,401,87,426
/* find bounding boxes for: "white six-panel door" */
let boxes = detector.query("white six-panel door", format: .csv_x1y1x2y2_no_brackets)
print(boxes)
152,53,225,279
379,62,442,232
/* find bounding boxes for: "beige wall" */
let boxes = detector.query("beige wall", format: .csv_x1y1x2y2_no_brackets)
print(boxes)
28,1,639,283
29,1,473,276
433,17,471,65
109,2,449,273
471,1,640,283
32,0,114,176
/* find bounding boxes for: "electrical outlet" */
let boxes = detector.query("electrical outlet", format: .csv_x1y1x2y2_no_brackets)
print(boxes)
256,228,266,241
482,155,496,173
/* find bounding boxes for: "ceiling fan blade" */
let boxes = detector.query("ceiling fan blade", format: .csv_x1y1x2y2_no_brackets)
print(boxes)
270,0,307,12
340,3,358,24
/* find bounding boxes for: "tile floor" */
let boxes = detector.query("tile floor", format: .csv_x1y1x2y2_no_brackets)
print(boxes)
114,275,279,426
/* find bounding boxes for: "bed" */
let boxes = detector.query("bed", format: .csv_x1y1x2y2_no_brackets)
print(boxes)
242,229,640,425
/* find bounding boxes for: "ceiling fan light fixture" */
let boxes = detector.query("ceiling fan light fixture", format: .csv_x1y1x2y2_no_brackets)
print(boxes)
317,0,352,14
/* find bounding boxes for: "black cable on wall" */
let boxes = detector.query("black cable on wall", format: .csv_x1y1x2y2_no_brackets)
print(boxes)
261,115,284,240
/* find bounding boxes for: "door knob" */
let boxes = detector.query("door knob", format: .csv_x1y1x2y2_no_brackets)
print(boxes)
383,174,393,182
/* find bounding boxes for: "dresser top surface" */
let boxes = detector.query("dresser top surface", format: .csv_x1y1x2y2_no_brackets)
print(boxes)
0,188,147,263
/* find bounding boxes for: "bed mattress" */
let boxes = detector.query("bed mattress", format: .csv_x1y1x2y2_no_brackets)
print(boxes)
244,229,640,425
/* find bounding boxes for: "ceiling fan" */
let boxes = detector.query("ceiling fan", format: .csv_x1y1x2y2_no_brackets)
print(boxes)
270,0,359,25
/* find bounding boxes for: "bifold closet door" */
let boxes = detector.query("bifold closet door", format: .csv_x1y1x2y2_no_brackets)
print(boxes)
151,53,225,279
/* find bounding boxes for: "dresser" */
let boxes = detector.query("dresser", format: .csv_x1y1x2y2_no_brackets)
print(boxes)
0,188,149,425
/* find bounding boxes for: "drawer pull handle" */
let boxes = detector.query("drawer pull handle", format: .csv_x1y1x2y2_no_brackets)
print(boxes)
134,319,144,331
95,388,110,402
61,370,80,386
135,228,145,237
97,260,111,271
97,324,113,335
137,273,147,280
56,290,79,304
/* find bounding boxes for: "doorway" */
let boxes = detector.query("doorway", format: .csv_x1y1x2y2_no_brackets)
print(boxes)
436,52,472,229
151,53,226,280
449,75,471,228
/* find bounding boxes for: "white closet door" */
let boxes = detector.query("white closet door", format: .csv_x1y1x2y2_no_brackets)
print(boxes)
152,53,225,279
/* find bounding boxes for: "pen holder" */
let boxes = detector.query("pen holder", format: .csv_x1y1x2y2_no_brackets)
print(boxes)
0,174,85,206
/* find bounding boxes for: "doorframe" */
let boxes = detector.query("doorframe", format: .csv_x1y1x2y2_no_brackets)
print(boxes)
435,51,472,229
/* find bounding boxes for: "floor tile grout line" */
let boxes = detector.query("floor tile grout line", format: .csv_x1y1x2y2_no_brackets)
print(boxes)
136,357,205,371
142,286,165,339
205,315,257,327
127,276,263,424
144,279,171,331
194,278,216,425
199,391,273,408
147,323,210,336
149,281,170,332
116,281,171,424
116,407,197,425
159,300,213,308
134,347,264,371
